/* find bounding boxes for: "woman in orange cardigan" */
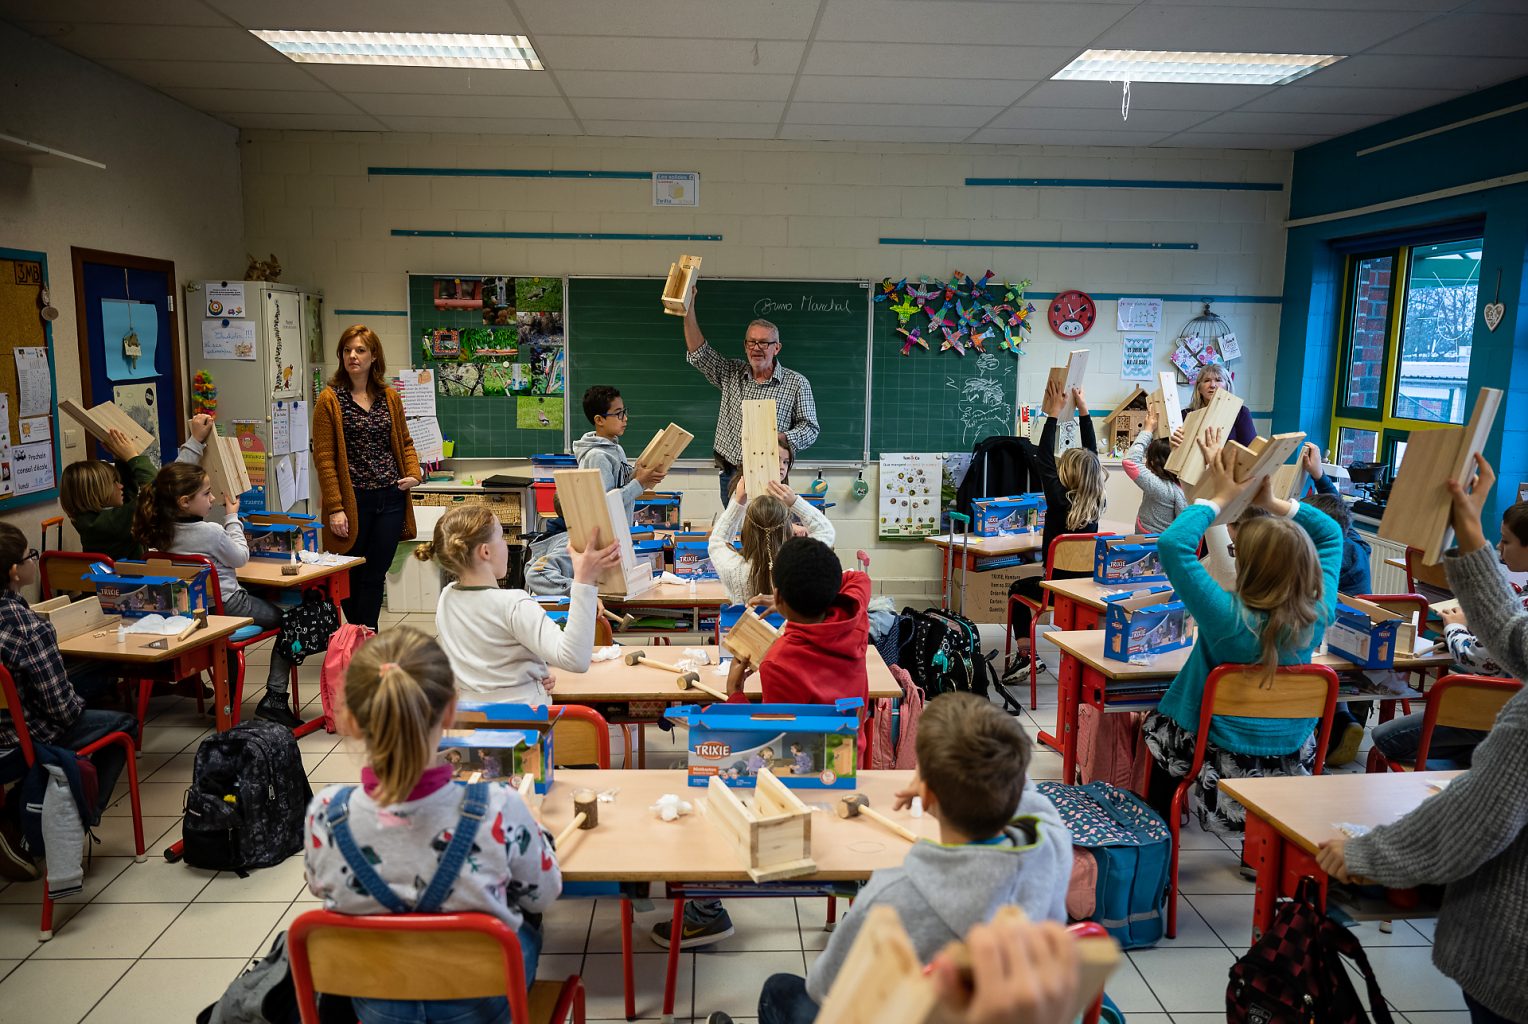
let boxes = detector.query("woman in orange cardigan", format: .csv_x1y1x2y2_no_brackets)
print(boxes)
312,324,421,630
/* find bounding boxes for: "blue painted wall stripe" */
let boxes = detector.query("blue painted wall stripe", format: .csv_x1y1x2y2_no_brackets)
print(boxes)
880,237,1197,251
369,166,650,180
966,177,1283,192
332,309,407,317
392,229,722,241
1029,292,1281,305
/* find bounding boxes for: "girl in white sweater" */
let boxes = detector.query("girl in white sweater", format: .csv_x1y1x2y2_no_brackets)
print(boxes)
709,475,835,605
419,505,619,705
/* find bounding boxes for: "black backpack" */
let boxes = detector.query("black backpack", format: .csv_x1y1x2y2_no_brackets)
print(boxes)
182,720,312,875
899,606,1003,704
274,591,340,667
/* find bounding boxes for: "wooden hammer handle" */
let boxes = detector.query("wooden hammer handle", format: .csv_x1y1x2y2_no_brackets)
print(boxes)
634,654,689,675
859,805,920,843
553,812,587,851
687,679,730,702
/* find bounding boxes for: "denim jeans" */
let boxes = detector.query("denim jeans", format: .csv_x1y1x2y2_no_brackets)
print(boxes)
352,919,542,1024
717,462,740,505
221,588,294,695
1371,711,1486,768
343,487,409,630
758,973,820,1024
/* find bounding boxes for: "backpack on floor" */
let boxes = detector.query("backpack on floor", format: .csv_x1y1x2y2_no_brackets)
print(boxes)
317,623,375,734
1038,780,1171,949
1076,706,1146,791
273,590,340,667
182,719,312,875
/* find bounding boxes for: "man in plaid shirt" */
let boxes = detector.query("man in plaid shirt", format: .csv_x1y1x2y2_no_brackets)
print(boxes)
684,287,820,500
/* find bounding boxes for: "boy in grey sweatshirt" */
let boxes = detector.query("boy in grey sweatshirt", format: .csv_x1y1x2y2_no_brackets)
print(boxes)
706,692,1072,1024
573,385,665,523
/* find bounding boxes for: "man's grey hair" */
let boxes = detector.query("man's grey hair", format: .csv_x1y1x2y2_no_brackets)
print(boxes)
746,318,780,343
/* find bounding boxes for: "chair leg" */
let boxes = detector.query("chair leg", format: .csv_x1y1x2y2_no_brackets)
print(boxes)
39,885,53,941
826,895,838,930
1029,616,1041,709
135,679,153,748
618,725,633,770
118,733,146,860
1167,779,1190,939
621,898,636,1021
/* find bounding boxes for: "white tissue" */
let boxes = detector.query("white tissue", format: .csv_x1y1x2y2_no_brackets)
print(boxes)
650,794,693,822
589,646,624,663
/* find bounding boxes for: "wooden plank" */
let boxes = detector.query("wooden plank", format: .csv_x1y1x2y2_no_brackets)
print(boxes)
1380,388,1503,564
32,595,119,641
634,422,695,477
1157,371,1184,436
1271,462,1308,501
1213,432,1307,526
1056,349,1089,418
1164,389,1244,488
200,427,252,506
739,398,780,500
552,468,653,597
58,398,155,457
660,254,702,316
721,609,781,665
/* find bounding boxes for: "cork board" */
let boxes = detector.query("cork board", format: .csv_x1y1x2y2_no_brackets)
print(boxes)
0,249,61,512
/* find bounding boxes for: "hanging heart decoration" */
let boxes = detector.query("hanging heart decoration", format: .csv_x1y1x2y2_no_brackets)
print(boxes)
1483,268,1504,332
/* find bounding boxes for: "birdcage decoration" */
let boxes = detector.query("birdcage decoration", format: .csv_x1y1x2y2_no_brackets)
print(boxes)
1169,301,1241,385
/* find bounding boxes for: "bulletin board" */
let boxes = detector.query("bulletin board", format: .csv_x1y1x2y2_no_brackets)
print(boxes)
0,248,62,512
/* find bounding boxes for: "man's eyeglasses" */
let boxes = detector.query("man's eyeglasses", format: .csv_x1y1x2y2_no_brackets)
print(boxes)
744,338,777,350
601,409,629,420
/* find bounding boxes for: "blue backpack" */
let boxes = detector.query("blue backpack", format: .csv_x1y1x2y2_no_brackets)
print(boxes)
1037,781,1170,949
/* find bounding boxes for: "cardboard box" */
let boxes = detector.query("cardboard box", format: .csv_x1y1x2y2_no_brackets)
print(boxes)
1327,595,1413,670
634,492,681,529
964,562,1044,625
85,560,211,618
531,453,576,483
720,604,785,633
665,700,863,789
242,513,321,560
1093,535,1167,585
448,702,554,793
634,539,667,574
1104,587,1194,662
973,494,1045,537
674,532,719,579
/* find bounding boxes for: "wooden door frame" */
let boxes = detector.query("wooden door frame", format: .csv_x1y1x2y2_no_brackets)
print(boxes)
70,246,187,445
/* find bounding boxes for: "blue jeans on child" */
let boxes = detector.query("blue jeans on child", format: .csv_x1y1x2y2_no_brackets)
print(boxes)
1371,711,1486,768
758,973,820,1024
351,919,543,1024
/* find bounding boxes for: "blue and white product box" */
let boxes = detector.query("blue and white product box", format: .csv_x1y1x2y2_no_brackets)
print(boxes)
1104,587,1194,662
973,494,1046,537
242,512,321,560
1326,598,1404,670
448,702,554,794
86,560,212,618
530,453,576,483
673,531,716,579
719,603,786,633
634,492,681,529
665,700,863,790
633,539,667,575
1094,535,1167,585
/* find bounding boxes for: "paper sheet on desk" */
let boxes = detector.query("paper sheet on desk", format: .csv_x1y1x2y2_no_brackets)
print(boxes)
125,614,195,635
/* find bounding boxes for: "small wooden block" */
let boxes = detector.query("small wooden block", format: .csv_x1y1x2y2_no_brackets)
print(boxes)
1212,432,1307,527
703,768,815,883
739,398,780,500
1055,349,1089,418
281,564,301,576
1165,389,1245,487
721,609,781,665
1270,462,1308,502
660,254,702,316
553,468,654,598
201,426,253,505
33,595,119,641
58,399,156,457
635,422,695,477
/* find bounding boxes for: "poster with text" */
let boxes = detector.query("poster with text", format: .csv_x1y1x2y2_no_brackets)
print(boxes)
0,395,12,497
234,420,268,514
879,453,943,539
14,347,51,417
11,441,53,496
205,282,247,318
202,318,257,360
1121,335,1154,381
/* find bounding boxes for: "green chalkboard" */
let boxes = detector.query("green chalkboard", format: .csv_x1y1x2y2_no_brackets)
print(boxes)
869,299,1020,458
567,278,870,462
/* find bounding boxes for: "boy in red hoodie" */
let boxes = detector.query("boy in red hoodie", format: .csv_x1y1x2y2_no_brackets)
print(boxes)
652,538,872,951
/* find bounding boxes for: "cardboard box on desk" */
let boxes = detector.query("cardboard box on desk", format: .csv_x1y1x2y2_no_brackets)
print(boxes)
634,492,681,529
1327,595,1416,670
973,494,1046,537
439,730,548,793
449,702,554,793
1094,535,1167,585
85,559,211,619
634,539,667,574
242,512,320,560
1104,587,1194,662
675,531,724,579
666,699,863,789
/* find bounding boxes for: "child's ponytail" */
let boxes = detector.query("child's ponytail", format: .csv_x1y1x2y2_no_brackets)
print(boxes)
741,495,791,599
133,462,209,553
343,626,457,806
1058,448,1107,531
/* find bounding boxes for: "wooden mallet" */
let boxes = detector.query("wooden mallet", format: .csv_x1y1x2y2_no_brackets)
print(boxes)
623,649,728,701
599,607,636,632
836,793,920,843
552,788,599,852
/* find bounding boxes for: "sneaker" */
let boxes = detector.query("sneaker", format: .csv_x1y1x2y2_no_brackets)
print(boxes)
705,1015,736,1024
1326,722,1365,768
0,815,40,882
255,692,304,731
650,901,735,949
1002,651,1031,680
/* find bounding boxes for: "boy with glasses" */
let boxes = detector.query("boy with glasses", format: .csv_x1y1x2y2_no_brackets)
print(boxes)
573,385,667,522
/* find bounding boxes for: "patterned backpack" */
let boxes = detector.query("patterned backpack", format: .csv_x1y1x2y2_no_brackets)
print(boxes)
181,720,312,874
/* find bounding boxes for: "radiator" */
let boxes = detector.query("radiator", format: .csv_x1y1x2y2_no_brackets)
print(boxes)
1368,533,1410,595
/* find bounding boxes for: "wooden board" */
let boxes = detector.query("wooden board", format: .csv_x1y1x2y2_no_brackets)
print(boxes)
634,422,695,477
739,398,780,500
1157,371,1184,436
1379,388,1503,564
660,254,702,316
1165,389,1244,487
721,609,781,665
703,768,815,882
1056,349,1089,418
552,467,654,597
200,427,253,505
1271,462,1308,502
31,595,119,641
1213,432,1306,526
58,398,155,457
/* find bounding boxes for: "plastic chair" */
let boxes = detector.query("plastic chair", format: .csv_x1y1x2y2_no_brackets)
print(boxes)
39,550,111,601
1401,548,1451,617
1366,674,1521,773
1356,593,1432,716
1068,920,1112,1024
287,909,586,1024
0,665,146,941
1163,663,1339,938
1006,532,1112,708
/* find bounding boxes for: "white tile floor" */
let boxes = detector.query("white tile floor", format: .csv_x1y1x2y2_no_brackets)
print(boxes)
0,616,1466,1021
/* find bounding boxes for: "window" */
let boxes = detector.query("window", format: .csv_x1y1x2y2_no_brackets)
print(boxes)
1329,231,1483,468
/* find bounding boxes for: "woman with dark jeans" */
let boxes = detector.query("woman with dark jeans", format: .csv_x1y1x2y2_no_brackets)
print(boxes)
312,325,421,630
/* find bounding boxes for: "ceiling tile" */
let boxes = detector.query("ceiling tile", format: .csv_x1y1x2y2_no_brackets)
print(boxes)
1091,4,1435,53
1017,80,1273,111
557,70,795,101
802,42,1081,80
201,0,526,33
988,105,1219,133
300,65,564,97
218,112,390,131
1188,109,1387,135
785,101,1005,128
514,0,821,39
792,76,1036,106
376,116,584,135
1,0,226,25
1368,14,1528,58
779,124,975,143
1235,84,1466,115
581,120,779,139
814,0,1130,45
570,97,783,123
533,35,806,74
1298,53,1528,92
161,88,365,115
94,58,329,92
349,93,573,119
16,22,286,63
968,127,1177,146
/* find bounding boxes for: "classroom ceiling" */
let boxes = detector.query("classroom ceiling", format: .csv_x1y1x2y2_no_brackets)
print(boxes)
7,0,1528,149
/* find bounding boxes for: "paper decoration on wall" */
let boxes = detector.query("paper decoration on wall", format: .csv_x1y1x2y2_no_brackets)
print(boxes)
234,420,267,514
878,273,1033,357
288,400,310,452
518,310,563,347
202,319,257,360
436,363,488,397
14,346,51,417
1219,333,1242,361
273,455,297,512
192,370,218,417
1121,335,1154,381
1116,297,1163,332
304,291,323,361
878,453,943,539
102,299,158,381
112,384,163,468
1482,269,1504,332
408,417,445,464
205,282,247,318
516,277,563,312
17,416,49,444
517,395,563,430
0,395,12,497
1171,302,1239,384
11,441,53,496
392,368,438,419
268,292,300,399
271,403,291,455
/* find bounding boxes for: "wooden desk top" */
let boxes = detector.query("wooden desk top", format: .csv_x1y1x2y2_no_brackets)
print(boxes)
1049,629,1452,682
1218,771,1460,855
924,520,1133,556
540,769,934,881
236,556,364,588
1041,577,1165,612
58,614,254,663
551,645,900,702
605,580,732,608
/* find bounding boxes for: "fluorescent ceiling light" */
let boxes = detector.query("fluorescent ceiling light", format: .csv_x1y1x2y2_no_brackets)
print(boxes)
1052,49,1342,86
251,30,542,70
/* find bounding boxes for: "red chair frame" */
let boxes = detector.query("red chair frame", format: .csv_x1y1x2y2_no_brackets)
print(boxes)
1068,920,1111,1024
0,665,146,941
1367,673,1521,773
1355,592,1431,719
287,909,586,1024
1164,663,1339,938
39,550,113,601
1006,532,1112,708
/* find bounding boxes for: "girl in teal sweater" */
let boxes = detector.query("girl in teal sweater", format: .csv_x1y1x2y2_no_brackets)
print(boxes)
1141,432,1342,832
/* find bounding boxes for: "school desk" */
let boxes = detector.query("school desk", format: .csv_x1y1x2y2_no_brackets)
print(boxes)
925,519,1133,594
57,614,255,732
540,768,931,1020
1045,629,1453,785
1217,770,1460,944
1040,577,1155,631
235,554,363,604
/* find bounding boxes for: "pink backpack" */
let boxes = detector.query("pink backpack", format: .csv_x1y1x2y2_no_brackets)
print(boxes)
890,664,925,771
1076,705,1145,792
318,623,375,733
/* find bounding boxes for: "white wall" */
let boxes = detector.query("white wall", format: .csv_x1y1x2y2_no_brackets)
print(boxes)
242,130,1290,601
0,22,245,541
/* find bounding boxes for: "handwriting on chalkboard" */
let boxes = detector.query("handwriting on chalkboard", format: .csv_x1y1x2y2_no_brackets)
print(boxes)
753,295,856,317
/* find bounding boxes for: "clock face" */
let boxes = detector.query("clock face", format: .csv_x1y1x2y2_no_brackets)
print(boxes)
1049,289,1097,339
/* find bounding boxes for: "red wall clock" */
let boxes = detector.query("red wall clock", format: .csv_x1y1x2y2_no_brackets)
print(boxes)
1048,289,1096,338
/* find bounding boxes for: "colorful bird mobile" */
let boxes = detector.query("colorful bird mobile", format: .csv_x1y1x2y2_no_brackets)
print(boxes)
874,271,1034,357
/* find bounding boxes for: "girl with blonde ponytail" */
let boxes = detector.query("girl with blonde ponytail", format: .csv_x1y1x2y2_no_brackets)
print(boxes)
303,627,562,1019
1140,429,1342,832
